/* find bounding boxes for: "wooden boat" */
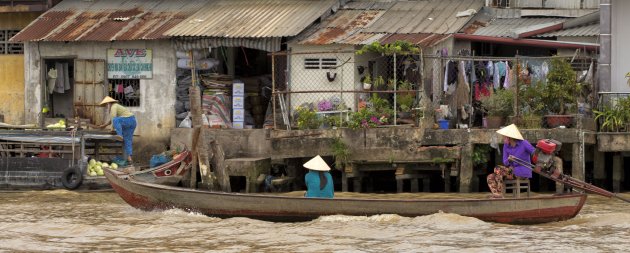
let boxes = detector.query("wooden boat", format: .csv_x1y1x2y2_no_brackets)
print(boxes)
127,150,192,186
105,168,586,225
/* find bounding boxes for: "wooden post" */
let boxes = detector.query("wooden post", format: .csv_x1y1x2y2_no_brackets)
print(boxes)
459,143,473,193
612,153,622,193
211,140,231,192
189,127,200,189
593,146,606,187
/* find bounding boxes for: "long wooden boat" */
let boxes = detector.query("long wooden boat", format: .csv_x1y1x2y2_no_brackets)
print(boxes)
105,168,586,225
127,150,192,186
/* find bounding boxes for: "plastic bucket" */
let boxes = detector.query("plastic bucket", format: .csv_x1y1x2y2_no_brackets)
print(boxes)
438,119,449,129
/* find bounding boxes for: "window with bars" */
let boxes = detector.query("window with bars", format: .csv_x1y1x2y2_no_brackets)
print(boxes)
0,30,23,54
109,79,140,107
492,0,510,7
304,58,337,70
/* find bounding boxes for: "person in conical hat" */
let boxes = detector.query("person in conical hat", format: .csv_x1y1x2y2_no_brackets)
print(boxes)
303,155,334,198
486,124,535,198
94,96,136,163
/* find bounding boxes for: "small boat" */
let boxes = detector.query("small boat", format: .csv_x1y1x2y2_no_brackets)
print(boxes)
127,150,192,186
105,168,586,225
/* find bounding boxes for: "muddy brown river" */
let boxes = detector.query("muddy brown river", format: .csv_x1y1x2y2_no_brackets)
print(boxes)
1,191,629,252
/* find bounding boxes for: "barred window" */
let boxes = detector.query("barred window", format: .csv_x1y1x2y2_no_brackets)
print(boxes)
491,0,510,8
108,79,140,107
304,58,337,70
0,30,23,54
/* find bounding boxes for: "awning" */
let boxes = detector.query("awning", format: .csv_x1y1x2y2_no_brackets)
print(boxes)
173,37,282,52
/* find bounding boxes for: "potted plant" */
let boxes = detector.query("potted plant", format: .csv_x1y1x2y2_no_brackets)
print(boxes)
362,74,372,90
540,58,581,128
594,96,630,132
514,81,545,129
479,88,514,128
295,106,321,130
396,80,415,119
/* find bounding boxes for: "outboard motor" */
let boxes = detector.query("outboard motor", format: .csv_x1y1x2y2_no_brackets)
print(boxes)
532,139,562,178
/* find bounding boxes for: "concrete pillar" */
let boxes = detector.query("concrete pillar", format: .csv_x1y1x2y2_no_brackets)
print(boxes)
612,153,622,193
593,147,606,187
572,143,585,181
599,0,611,92
459,143,473,193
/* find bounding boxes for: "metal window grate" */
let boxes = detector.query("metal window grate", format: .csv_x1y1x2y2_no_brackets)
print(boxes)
0,30,23,54
304,58,337,70
109,79,140,107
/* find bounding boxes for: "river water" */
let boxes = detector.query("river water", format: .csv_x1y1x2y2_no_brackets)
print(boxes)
1,191,629,252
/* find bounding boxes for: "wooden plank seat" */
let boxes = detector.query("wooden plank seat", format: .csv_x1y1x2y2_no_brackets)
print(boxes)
503,178,531,198
224,157,270,193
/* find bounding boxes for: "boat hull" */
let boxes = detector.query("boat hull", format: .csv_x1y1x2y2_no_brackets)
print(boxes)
105,169,586,224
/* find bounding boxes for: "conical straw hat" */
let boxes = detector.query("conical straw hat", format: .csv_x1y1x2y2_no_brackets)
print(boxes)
496,124,524,140
99,96,118,105
303,155,331,171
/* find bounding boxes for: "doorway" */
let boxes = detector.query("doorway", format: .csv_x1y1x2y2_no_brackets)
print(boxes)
43,59,74,120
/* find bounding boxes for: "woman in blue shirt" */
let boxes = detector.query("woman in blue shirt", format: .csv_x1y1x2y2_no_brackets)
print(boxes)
303,155,334,198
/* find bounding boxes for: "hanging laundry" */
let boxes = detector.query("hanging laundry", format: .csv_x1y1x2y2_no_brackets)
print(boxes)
116,84,124,93
541,61,549,83
503,62,510,89
62,63,70,90
493,61,500,89
443,60,449,92
47,68,57,95
124,85,136,97
54,62,65,93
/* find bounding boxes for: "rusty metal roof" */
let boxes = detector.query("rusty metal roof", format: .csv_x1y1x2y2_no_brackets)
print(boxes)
363,0,484,34
165,0,338,38
296,0,477,47
11,0,206,42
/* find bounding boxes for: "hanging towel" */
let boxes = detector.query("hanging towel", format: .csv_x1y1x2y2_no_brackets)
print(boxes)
54,63,65,93
63,63,70,90
503,62,510,88
47,68,57,94
493,62,500,89
443,60,449,92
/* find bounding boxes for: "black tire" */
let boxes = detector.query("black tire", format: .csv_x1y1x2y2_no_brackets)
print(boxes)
61,166,83,190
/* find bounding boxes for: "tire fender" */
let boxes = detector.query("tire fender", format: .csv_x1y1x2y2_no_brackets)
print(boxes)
61,166,83,190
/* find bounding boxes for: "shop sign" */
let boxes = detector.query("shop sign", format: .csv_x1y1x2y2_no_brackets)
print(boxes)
107,49,153,79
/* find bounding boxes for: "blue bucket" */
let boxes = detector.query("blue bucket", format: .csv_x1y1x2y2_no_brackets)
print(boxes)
438,119,449,129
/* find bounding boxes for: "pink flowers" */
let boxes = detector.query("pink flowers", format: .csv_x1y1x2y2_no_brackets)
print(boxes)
318,100,333,111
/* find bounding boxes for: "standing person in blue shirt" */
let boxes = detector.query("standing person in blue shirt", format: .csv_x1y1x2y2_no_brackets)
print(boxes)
303,155,334,198
95,96,137,163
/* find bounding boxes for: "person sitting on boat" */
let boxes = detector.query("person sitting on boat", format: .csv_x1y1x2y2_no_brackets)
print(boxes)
94,96,137,163
303,155,334,198
487,124,535,198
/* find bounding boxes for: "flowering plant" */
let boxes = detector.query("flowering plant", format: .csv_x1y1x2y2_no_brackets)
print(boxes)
318,100,333,111
348,108,388,129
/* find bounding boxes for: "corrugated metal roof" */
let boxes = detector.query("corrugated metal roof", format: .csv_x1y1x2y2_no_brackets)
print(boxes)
363,0,484,34
535,23,599,37
165,0,337,38
341,1,395,10
471,17,566,37
297,9,384,45
11,0,206,42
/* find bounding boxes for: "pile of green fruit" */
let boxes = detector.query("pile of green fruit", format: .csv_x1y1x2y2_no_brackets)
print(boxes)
87,159,118,176
46,119,66,129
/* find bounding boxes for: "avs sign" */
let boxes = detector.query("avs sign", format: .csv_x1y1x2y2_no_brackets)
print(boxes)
107,49,153,79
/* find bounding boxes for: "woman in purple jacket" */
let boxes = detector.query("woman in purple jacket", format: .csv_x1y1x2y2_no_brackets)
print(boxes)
487,124,535,198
